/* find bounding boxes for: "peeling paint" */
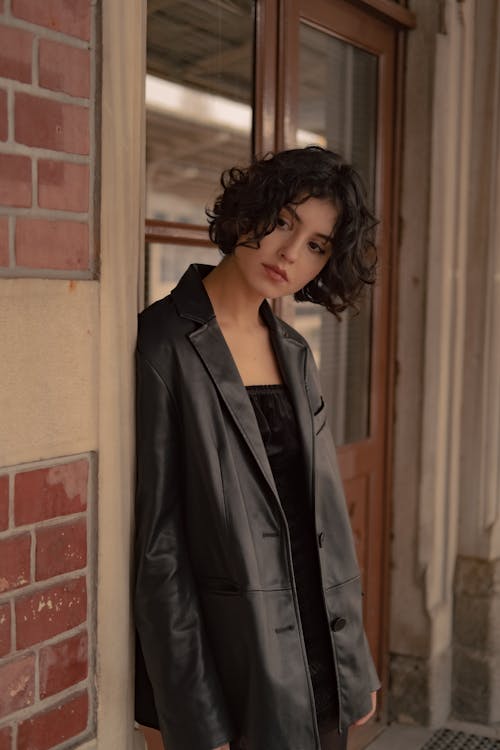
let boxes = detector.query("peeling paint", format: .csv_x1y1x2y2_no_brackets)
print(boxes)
47,460,88,504
37,597,54,612
9,673,30,698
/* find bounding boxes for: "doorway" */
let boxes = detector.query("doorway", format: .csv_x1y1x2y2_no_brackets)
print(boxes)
143,0,412,743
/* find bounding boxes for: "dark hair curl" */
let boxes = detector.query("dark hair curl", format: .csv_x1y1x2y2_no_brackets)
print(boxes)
206,146,378,319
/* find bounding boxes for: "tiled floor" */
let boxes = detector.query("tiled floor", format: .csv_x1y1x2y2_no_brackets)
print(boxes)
364,724,435,749
364,722,500,750
135,721,500,750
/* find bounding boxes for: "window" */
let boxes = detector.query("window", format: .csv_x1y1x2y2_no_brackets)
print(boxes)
145,0,255,305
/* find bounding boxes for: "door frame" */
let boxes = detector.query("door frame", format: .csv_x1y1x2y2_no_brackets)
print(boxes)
139,2,414,747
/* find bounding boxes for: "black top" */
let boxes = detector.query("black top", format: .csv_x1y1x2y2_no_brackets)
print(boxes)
245,384,338,729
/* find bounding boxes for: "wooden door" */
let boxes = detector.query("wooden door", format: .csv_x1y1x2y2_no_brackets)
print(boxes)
273,1,404,738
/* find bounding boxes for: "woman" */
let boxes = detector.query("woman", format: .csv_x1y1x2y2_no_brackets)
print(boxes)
134,146,381,750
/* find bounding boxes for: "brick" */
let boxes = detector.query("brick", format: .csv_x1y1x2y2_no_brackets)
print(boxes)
0,475,8,530
0,217,8,266
36,518,87,581
15,93,89,155
14,460,88,526
0,23,32,83
12,0,90,41
39,39,90,98
39,630,88,698
0,89,6,142
38,160,89,212
16,577,87,649
0,154,31,208
0,654,35,719
0,534,31,594
0,602,11,657
15,218,89,270
0,726,11,750
18,691,88,750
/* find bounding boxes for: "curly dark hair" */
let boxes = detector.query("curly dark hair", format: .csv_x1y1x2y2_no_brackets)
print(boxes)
206,146,378,319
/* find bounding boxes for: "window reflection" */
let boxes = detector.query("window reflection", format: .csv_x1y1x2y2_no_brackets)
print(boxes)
146,0,255,226
291,23,378,445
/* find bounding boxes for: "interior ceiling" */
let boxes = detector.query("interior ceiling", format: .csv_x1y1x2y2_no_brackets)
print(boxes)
145,0,353,204
146,0,254,203
146,111,249,206
147,0,253,103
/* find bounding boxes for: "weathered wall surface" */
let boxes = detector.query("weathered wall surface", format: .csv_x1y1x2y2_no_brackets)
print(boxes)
390,0,500,727
389,0,441,724
453,0,500,725
0,1,99,748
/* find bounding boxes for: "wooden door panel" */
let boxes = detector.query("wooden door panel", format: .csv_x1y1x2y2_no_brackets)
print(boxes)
345,474,369,578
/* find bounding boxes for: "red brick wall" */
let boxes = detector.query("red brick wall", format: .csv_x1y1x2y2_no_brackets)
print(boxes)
0,456,94,748
0,1,101,746
0,0,95,275
0,2,97,745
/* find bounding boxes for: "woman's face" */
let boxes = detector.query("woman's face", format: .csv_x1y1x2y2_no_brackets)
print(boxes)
232,196,337,299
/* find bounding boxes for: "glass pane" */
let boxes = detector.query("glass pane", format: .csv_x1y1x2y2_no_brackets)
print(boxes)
146,0,254,225
292,23,378,445
146,244,221,306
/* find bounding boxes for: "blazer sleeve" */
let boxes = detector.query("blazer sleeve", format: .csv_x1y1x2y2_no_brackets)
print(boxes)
133,347,235,750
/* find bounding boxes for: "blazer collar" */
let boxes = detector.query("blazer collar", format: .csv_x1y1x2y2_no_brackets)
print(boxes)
170,262,217,324
171,263,314,516
171,262,288,338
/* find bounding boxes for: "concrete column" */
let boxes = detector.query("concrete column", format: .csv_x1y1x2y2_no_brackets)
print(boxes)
97,0,145,748
390,0,475,725
453,0,500,724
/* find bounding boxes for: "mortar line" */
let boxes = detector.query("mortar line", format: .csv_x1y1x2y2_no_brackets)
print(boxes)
8,214,15,267
32,35,39,88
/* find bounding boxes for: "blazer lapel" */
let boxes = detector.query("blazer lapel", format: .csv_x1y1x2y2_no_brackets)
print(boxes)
263,307,314,510
188,318,281,504
172,262,314,514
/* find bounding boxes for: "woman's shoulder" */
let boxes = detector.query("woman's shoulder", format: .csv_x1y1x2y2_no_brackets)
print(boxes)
136,292,190,362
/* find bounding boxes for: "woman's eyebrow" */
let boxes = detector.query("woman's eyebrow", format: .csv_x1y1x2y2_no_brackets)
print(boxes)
284,205,332,242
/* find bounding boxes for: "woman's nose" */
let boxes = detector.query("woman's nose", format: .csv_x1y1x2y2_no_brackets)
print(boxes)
279,236,301,262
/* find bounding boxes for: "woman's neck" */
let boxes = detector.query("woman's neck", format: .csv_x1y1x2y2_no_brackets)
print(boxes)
202,255,266,331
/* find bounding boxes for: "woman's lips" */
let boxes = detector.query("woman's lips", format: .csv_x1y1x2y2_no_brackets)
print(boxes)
262,264,288,283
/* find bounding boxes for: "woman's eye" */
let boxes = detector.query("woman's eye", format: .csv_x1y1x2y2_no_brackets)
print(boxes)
277,216,291,230
309,241,326,254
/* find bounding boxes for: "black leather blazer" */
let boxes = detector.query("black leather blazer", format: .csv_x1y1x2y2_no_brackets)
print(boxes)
133,263,380,750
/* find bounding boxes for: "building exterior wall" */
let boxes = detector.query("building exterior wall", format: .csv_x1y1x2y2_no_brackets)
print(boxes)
453,0,500,724
389,0,500,728
0,1,101,748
